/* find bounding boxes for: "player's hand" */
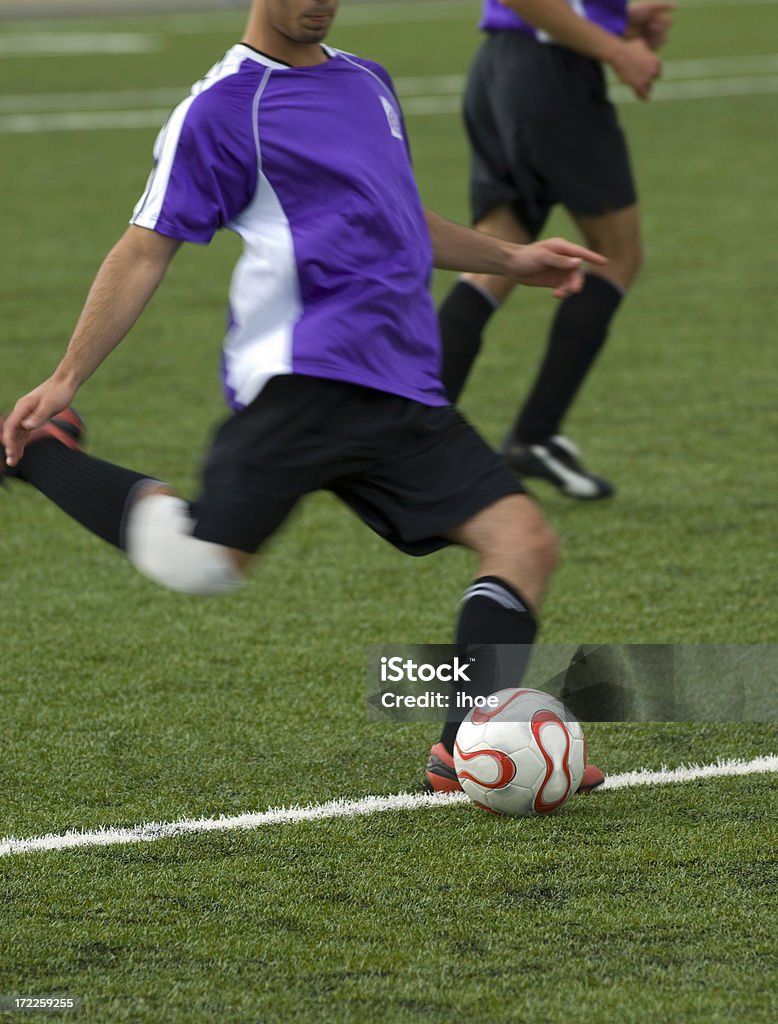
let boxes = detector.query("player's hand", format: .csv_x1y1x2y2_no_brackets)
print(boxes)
504,238,608,298
626,2,675,51
609,36,662,99
2,379,77,468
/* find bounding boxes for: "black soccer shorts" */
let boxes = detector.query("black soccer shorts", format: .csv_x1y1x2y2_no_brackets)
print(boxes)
190,375,524,555
464,31,638,233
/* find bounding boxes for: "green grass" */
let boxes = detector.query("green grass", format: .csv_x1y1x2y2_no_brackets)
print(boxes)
1,2,777,1022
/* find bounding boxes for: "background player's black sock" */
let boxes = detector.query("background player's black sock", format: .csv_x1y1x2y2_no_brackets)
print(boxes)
439,280,499,402
13,440,153,549
440,575,538,753
512,274,624,443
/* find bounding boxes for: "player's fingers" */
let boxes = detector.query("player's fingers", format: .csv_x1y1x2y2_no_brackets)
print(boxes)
20,405,50,430
545,253,583,271
3,397,43,466
2,423,29,468
4,398,35,436
547,239,608,265
553,273,584,299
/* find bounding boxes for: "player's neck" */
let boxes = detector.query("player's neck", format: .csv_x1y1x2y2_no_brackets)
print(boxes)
242,15,330,67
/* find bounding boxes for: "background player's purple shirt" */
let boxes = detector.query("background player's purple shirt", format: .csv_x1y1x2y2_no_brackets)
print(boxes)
132,45,447,410
480,0,628,38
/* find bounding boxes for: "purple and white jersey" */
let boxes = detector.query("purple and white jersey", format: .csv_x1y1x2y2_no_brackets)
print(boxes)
131,45,447,410
479,0,628,39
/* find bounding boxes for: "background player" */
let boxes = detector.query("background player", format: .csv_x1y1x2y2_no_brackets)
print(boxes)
439,0,674,499
2,0,606,792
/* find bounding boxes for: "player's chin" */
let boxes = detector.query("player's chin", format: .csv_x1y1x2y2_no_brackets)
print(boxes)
295,26,329,43
297,15,332,41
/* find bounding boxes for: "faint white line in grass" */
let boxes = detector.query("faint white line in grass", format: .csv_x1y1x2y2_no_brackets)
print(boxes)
137,1,478,33
1,755,775,859
2,51,778,127
680,0,778,6
0,33,160,56
336,0,477,25
4,0,774,38
609,72,778,102
36,0,778,35
396,53,778,84
400,74,778,114
662,53,778,77
0,108,173,133
3,72,778,134
0,87,185,114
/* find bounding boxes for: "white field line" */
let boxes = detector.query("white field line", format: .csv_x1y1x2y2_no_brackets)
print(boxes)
2,72,778,134
681,0,778,5
1,755,775,859
2,52,778,132
0,107,173,133
0,86,185,113
2,0,777,38
0,33,160,56
51,0,778,33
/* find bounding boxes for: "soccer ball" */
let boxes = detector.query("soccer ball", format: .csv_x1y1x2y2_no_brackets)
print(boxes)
454,688,586,817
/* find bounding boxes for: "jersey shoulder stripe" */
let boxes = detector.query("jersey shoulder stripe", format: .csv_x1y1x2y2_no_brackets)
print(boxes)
132,49,263,238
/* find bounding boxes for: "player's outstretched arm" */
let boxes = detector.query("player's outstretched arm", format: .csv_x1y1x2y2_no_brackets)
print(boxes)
425,209,607,297
3,226,181,468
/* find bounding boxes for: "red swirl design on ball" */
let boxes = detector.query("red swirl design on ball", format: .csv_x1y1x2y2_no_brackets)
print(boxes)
455,742,517,790
531,710,572,814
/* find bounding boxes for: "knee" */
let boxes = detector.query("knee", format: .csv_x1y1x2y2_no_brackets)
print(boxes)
625,239,645,282
603,237,644,291
125,494,245,596
523,517,560,576
485,502,560,578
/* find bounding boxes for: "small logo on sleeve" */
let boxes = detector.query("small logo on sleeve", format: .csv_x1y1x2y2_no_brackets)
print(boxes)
379,95,404,141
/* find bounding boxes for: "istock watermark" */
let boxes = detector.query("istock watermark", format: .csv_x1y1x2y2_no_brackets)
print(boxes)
367,644,530,722
366,644,778,723
380,654,473,683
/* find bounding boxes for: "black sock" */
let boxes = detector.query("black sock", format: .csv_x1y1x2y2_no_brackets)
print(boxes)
438,280,498,402
440,576,538,753
14,440,154,549
513,274,624,443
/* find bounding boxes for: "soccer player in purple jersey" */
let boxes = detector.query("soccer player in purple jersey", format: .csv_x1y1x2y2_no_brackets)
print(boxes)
2,0,608,793
439,0,674,498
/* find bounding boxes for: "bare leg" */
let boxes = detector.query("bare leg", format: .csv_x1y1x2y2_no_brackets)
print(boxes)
445,493,558,614
463,204,535,305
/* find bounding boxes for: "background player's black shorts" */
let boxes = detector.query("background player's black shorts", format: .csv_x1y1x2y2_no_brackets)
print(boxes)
191,375,523,555
464,31,638,233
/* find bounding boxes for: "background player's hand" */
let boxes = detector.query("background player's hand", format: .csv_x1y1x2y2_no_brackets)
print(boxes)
609,36,662,99
504,238,608,298
626,3,675,51
2,379,77,468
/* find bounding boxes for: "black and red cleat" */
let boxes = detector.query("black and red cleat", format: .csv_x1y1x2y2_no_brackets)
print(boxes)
578,763,606,794
423,742,463,794
1,407,85,482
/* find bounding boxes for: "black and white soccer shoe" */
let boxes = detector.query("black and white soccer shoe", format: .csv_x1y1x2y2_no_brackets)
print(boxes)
502,434,614,500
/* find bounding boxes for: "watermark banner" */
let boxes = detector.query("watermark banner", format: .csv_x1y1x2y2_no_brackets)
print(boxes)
366,644,777,722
